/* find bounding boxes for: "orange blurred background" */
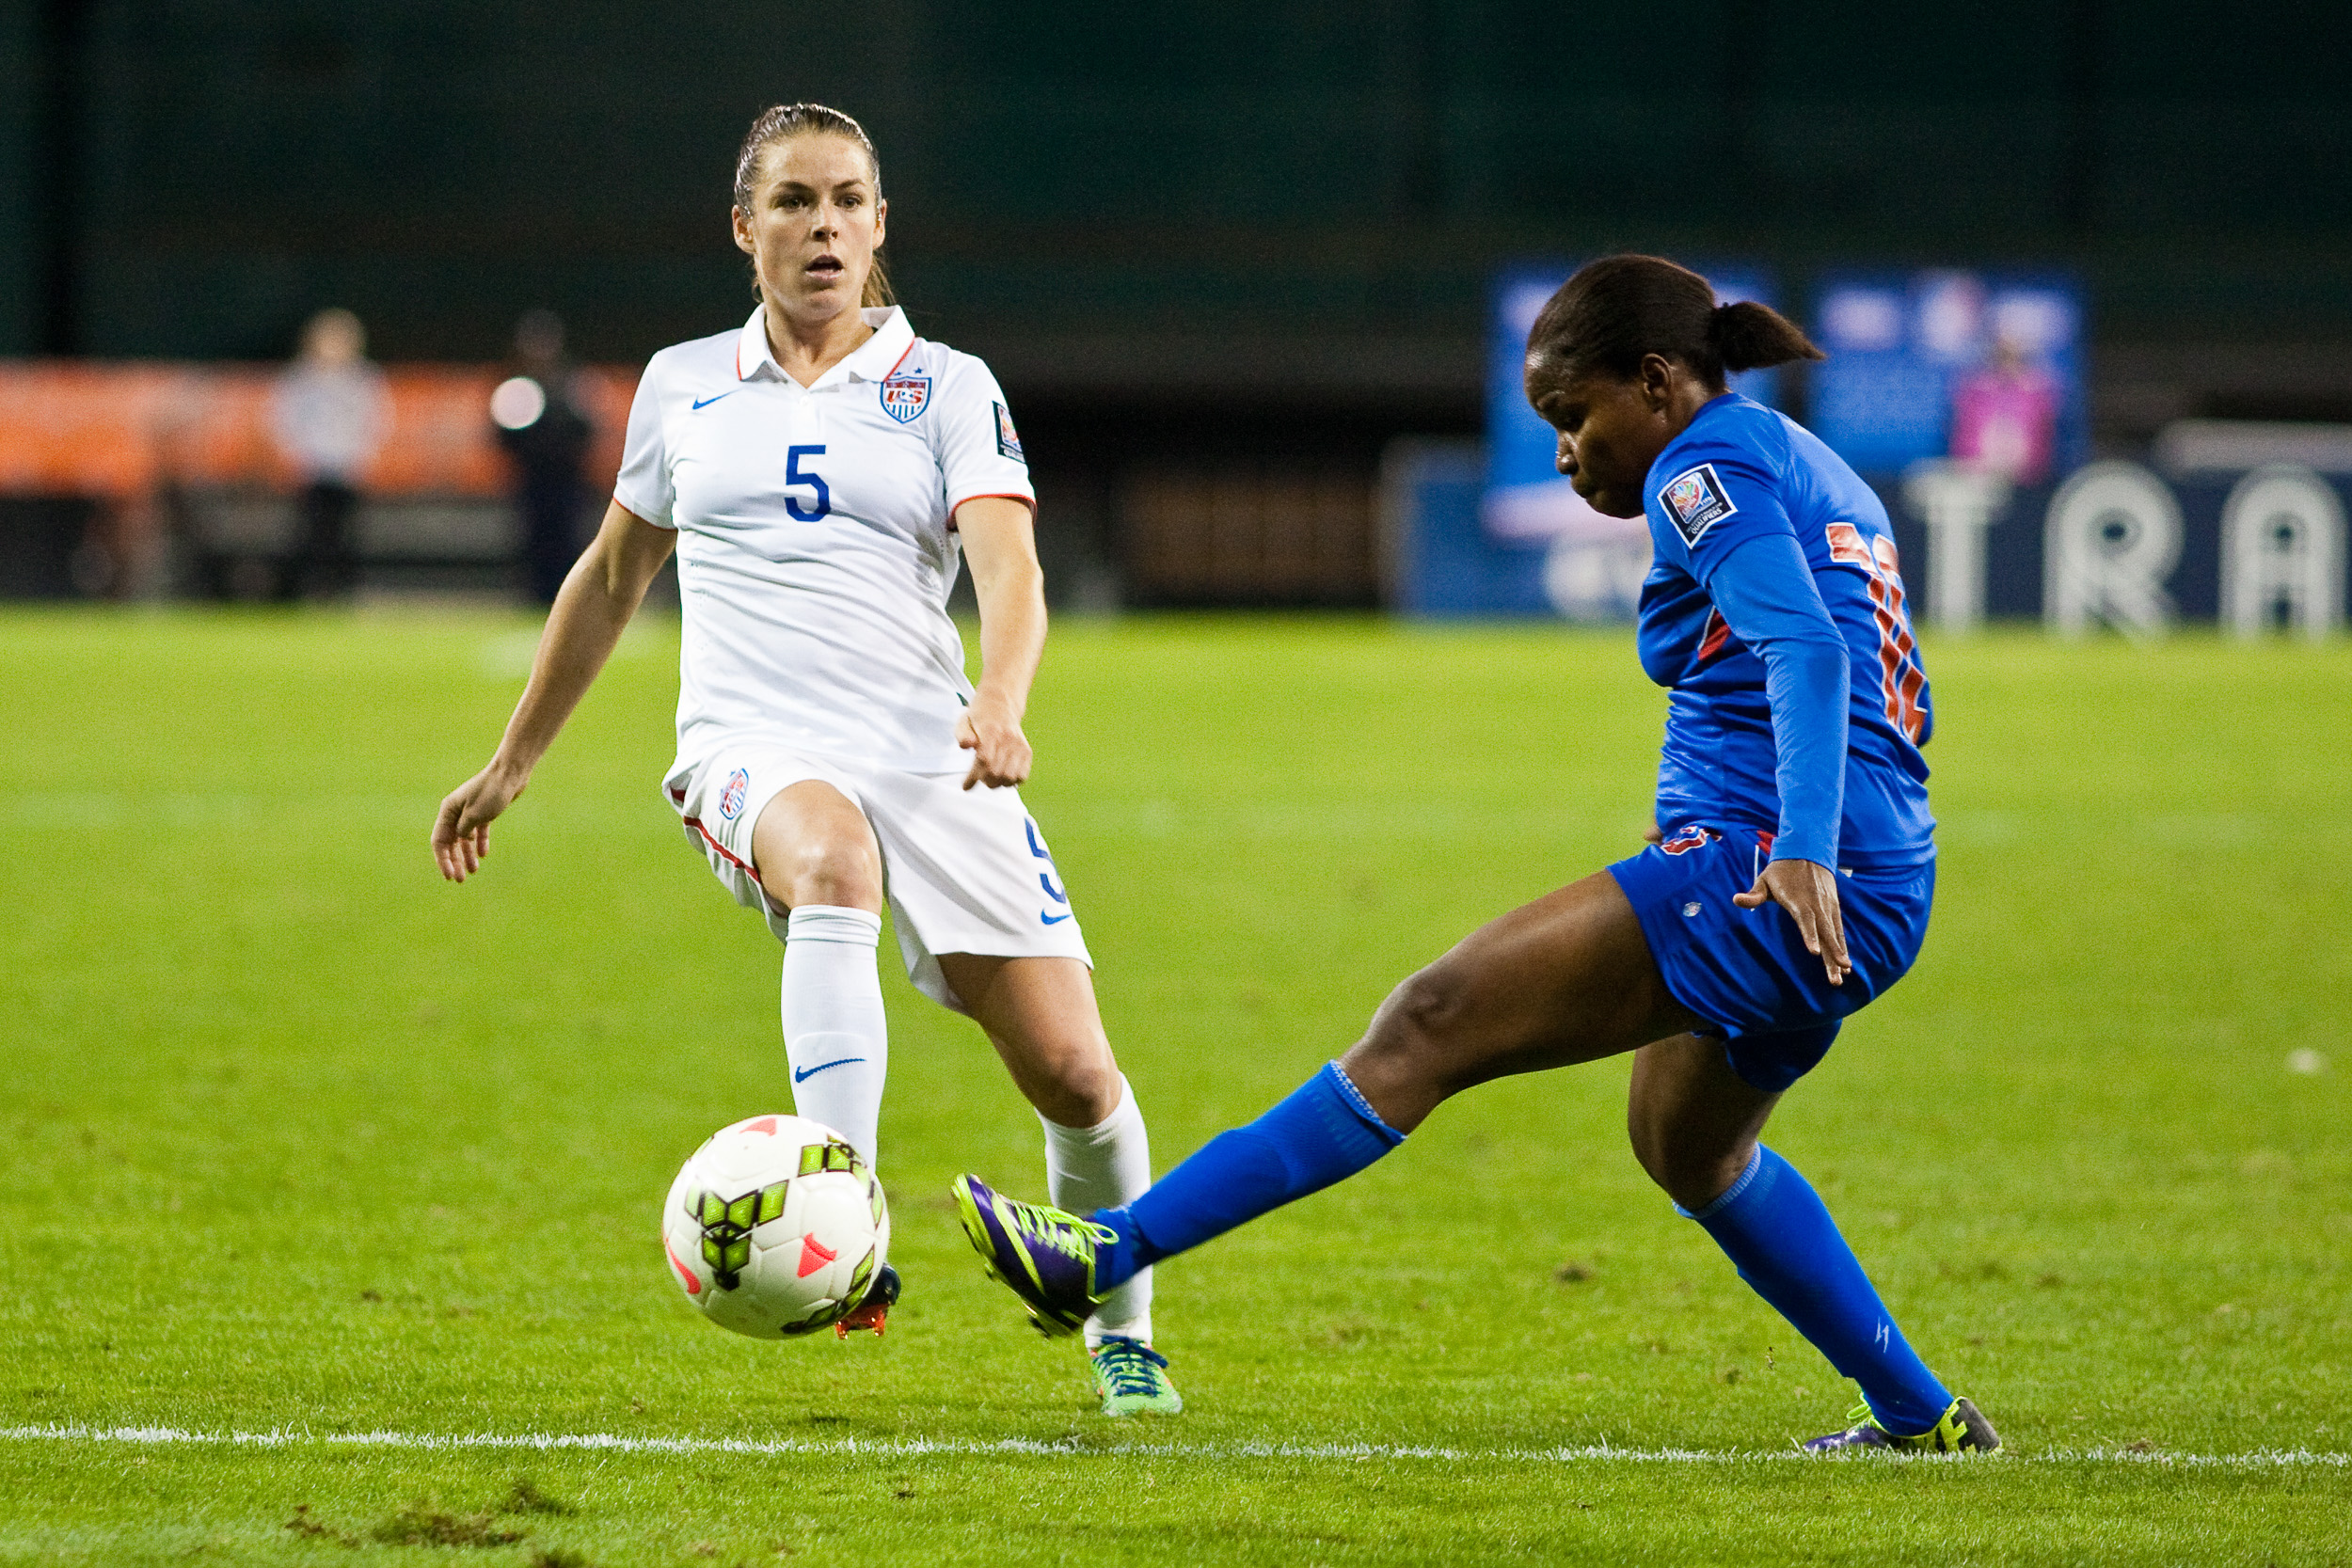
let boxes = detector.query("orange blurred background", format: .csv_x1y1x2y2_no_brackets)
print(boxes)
0,364,635,506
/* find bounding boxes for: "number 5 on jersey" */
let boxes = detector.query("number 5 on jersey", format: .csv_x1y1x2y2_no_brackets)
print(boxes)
787,445,830,521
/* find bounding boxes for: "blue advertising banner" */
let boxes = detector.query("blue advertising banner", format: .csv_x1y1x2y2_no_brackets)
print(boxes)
1809,271,2089,481
1871,467,2352,627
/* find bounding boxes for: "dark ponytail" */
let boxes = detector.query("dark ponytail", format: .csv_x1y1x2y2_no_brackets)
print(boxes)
1709,298,1820,373
1528,255,1822,388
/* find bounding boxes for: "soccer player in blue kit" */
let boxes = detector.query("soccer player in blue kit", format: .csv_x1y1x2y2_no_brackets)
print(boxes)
954,255,2000,1454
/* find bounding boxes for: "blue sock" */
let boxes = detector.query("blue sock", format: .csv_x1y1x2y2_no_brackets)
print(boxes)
1089,1061,1405,1293
1683,1146,1953,1434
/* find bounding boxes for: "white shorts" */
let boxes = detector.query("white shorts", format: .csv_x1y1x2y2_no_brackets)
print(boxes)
663,742,1092,1012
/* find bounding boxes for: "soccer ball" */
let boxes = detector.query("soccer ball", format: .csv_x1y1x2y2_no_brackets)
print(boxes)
660,1114,890,1338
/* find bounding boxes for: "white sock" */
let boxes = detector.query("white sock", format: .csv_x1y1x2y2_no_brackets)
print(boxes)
1040,1073,1155,1346
780,905,888,1167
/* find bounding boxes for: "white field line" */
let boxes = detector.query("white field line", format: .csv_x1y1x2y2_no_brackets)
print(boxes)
3,1423,2345,1469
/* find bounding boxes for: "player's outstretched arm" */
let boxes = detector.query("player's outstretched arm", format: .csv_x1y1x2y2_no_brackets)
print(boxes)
432,501,676,881
953,496,1045,791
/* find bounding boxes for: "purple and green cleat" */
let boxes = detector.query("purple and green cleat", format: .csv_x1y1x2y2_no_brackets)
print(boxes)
949,1174,1115,1338
1804,1396,2001,1455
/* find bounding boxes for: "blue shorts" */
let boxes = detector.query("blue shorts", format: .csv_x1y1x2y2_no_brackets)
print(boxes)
1607,826,1935,1093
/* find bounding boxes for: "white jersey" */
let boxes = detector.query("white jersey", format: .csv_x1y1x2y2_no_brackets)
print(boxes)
614,306,1034,773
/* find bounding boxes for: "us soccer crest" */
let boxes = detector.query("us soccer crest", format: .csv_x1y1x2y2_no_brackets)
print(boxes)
879,372,930,423
1660,463,1737,545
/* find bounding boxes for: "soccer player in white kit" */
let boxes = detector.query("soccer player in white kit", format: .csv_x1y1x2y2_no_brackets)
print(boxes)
430,103,1178,1417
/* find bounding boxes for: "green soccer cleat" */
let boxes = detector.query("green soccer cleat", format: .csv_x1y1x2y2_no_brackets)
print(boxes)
1803,1396,2001,1455
1090,1336,1184,1418
833,1262,900,1338
949,1173,1113,1338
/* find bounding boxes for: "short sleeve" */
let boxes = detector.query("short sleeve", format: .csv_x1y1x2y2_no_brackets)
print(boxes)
1645,444,1793,590
612,359,676,529
934,356,1036,516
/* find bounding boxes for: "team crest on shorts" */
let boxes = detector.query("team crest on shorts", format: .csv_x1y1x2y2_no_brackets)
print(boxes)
880,371,930,423
1660,463,1737,545
993,401,1025,463
1660,824,1716,856
718,767,749,821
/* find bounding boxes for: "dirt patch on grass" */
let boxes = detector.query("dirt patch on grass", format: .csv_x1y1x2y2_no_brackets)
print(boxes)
502,1478,576,1517
370,1500,525,1547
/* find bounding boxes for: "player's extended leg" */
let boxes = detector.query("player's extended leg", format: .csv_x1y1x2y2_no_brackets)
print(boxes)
752,782,890,1166
955,870,1697,1331
935,953,1179,1415
1628,1036,1996,1452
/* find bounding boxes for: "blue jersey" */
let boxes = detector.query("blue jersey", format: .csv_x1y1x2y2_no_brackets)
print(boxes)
1635,393,1934,870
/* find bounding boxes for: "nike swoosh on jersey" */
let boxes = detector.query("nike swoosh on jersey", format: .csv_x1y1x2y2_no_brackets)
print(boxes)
691,390,739,410
792,1056,865,1083
1041,911,1073,926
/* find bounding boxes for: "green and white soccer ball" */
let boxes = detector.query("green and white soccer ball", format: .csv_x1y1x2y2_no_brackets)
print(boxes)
661,1114,890,1338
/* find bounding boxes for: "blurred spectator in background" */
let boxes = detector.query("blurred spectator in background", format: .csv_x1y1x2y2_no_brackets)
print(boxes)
491,309,596,607
269,308,390,600
1949,335,2059,484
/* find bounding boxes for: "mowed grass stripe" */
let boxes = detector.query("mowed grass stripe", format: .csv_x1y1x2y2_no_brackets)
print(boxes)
8,1423,2348,1467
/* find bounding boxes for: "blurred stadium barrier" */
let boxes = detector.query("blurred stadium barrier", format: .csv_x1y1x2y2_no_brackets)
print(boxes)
0,363,634,597
1120,467,1379,609
6,355,2347,631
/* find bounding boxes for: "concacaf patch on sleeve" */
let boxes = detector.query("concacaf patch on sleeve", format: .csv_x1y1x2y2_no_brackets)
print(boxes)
993,401,1025,464
1659,462,1737,546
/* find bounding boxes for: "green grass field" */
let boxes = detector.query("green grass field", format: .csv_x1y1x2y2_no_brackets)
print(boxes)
4,609,2347,1565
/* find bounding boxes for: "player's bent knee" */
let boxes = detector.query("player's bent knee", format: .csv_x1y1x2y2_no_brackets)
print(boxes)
770,839,882,911
1355,965,1477,1089
1401,963,1480,1039
1018,1043,1119,1127
983,1011,1120,1127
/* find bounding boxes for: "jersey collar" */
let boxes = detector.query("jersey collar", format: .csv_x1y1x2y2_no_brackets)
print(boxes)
736,306,916,388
